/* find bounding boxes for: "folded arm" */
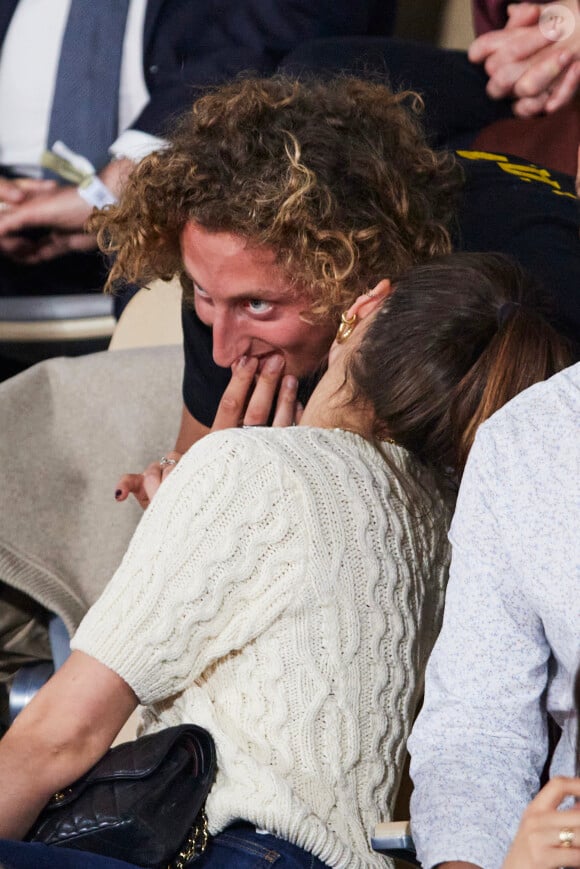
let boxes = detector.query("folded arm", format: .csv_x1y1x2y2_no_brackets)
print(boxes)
0,651,137,840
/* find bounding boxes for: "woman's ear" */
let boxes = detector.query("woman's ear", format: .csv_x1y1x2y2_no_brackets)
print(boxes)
346,279,393,321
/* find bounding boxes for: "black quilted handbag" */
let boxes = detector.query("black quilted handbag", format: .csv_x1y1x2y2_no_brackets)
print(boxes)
26,724,216,868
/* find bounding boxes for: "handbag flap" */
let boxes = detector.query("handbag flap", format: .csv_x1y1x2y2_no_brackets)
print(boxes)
45,724,215,809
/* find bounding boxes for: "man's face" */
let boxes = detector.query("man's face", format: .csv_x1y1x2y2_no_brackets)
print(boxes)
181,222,336,375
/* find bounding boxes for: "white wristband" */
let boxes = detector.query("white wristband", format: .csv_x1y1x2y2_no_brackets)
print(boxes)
78,176,117,209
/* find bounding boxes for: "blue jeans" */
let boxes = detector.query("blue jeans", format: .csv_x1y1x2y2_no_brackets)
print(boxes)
0,825,329,867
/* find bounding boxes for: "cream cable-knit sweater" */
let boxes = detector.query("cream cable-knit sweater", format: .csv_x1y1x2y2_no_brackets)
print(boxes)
73,426,451,868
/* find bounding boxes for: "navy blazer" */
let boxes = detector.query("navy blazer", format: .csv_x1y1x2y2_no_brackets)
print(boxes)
0,0,395,139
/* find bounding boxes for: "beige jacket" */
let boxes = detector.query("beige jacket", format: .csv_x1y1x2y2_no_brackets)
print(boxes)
0,345,182,634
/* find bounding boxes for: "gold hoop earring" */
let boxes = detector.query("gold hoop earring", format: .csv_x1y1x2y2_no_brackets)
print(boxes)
336,312,357,344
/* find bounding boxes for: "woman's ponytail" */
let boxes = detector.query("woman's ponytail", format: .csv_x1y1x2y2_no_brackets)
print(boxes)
451,302,573,474
350,252,574,480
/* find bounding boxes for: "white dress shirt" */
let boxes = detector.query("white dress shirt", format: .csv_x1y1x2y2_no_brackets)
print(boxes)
0,0,160,168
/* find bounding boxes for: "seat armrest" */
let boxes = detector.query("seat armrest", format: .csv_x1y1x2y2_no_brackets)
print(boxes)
372,820,419,866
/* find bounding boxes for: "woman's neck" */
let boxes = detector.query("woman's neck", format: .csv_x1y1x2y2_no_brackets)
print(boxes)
299,367,375,441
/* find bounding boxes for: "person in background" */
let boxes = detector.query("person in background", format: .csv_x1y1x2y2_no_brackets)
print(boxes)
0,0,395,299
470,0,580,118
409,356,579,869
0,251,572,868
468,0,580,175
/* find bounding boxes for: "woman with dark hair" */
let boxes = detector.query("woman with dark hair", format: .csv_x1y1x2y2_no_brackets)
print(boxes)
0,253,572,868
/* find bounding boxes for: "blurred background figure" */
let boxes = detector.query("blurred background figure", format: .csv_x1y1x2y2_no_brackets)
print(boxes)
0,0,396,378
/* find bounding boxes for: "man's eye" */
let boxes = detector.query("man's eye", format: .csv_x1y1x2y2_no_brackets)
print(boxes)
246,299,272,314
193,282,209,298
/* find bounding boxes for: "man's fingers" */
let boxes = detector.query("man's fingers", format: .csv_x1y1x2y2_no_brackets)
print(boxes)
470,24,548,67
486,58,529,97
0,234,41,259
512,91,551,115
506,2,542,29
17,230,97,264
0,178,27,205
271,375,299,427
513,47,572,97
211,355,259,431
13,178,57,194
545,59,580,111
0,201,44,235
469,30,509,64
242,353,285,426
0,187,91,237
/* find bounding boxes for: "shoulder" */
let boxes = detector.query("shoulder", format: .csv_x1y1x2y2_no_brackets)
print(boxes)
454,364,579,535
474,363,579,468
177,427,318,493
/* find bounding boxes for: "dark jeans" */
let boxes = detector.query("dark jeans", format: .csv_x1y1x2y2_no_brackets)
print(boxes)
0,826,329,868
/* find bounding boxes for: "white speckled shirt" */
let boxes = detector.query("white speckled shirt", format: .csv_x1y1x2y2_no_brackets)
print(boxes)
408,363,580,869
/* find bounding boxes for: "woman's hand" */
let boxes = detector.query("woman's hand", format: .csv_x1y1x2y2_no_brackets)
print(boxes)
210,353,303,431
502,776,580,869
115,353,303,509
115,450,183,509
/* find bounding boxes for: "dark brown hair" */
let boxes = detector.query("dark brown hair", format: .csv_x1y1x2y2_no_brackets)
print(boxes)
351,252,573,479
91,75,461,322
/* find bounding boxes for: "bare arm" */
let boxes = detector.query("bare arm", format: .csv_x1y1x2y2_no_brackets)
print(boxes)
0,650,137,840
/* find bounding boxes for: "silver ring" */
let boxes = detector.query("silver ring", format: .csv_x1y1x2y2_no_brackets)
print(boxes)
242,424,262,429
159,456,177,468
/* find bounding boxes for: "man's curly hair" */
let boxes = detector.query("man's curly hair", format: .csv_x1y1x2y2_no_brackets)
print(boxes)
93,75,462,322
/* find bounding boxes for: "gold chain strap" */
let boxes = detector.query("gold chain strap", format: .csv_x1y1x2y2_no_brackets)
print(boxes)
168,807,209,869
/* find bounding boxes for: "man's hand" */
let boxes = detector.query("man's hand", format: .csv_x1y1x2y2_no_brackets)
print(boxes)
0,176,57,207
469,0,580,116
0,184,94,262
0,158,132,263
115,352,303,509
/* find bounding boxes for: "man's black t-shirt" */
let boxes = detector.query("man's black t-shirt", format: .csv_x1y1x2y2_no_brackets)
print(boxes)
182,151,579,425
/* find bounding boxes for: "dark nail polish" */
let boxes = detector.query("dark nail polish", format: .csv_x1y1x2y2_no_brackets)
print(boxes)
115,489,122,499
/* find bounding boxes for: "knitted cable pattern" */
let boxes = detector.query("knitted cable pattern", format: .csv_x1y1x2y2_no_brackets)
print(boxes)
73,426,451,868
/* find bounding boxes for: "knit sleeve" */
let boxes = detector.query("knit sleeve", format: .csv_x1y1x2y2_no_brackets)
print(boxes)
71,430,308,705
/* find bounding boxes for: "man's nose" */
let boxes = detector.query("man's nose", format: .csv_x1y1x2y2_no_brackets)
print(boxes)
211,310,249,368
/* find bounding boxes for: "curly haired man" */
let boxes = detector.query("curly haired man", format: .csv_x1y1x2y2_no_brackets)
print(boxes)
92,75,462,505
